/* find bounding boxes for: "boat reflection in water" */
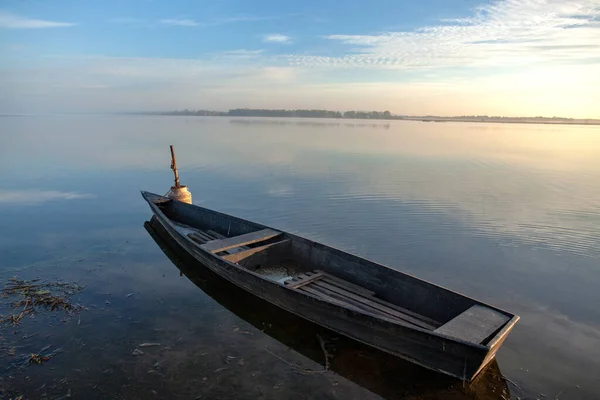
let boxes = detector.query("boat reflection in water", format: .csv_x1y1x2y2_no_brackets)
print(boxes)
144,216,511,400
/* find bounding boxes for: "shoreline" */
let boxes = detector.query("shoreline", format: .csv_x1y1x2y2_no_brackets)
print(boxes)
136,113,600,127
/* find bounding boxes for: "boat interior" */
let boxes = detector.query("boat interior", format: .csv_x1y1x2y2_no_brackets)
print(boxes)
152,195,512,346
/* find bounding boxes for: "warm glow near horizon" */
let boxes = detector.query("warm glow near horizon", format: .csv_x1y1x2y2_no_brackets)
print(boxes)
1,0,600,118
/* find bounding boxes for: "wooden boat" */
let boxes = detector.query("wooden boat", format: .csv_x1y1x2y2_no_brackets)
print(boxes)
141,190,519,381
144,216,511,399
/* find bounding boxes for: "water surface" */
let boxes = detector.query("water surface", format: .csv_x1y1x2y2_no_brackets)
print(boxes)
1,116,600,399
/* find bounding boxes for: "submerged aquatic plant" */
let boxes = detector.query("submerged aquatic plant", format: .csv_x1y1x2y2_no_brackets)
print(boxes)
0,277,84,326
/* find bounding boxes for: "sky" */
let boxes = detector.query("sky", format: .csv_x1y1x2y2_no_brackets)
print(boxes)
1,0,600,117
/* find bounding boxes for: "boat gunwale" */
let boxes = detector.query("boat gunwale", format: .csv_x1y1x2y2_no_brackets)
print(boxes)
141,190,514,350
487,315,520,349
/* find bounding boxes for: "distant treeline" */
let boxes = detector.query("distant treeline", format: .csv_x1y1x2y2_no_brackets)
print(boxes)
135,109,600,125
147,108,395,119
228,109,393,119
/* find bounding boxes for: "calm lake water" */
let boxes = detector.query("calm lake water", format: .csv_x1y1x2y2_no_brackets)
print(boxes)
1,115,600,399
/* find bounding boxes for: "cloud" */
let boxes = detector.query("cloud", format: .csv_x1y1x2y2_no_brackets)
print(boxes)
220,49,265,56
160,18,199,27
263,34,292,44
288,0,600,70
0,11,76,29
2,53,599,117
0,190,96,204
116,15,276,28
2,1,600,117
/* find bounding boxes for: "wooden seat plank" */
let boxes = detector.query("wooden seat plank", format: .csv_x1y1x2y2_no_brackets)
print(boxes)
322,271,438,327
373,299,440,327
297,286,404,324
205,230,250,255
222,239,290,263
285,270,438,329
434,305,509,344
286,272,325,289
358,292,440,326
189,231,244,255
189,231,220,243
188,233,207,244
194,231,215,242
301,285,424,327
299,286,365,312
320,272,376,297
200,229,281,254
311,281,435,330
304,285,389,318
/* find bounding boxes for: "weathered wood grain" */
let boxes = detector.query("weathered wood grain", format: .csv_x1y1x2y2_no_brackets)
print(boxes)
371,297,441,328
298,286,365,313
319,271,439,327
286,272,325,289
222,239,290,264
434,305,510,344
191,231,214,242
201,229,281,253
310,280,436,330
321,272,376,297
302,284,432,330
188,233,207,244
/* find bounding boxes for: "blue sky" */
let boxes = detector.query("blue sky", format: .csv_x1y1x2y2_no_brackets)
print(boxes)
1,0,599,116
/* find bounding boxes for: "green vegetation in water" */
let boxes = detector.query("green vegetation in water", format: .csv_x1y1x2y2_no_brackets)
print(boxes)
0,277,84,326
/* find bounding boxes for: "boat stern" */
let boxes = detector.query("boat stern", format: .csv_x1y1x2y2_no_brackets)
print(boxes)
472,314,520,379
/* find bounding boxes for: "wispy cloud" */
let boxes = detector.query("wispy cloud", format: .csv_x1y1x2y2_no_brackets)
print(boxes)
3,1,600,118
0,11,76,29
160,18,199,27
118,15,277,28
263,34,292,44
0,190,96,204
288,0,600,70
2,53,599,117
220,49,265,56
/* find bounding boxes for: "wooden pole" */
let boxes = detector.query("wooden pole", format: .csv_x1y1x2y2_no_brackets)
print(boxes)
170,145,180,188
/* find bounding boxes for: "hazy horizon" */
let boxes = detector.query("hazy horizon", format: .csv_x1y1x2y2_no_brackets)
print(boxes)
2,0,600,118
4,109,600,121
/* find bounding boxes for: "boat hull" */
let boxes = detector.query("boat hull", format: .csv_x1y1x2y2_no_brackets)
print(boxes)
142,192,517,381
